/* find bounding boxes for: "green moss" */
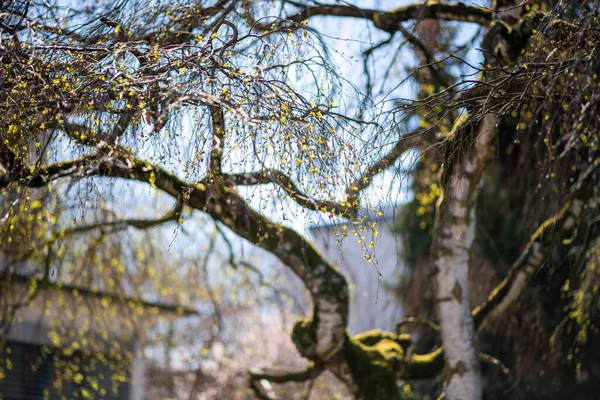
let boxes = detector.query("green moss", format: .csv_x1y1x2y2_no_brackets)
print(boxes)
450,112,472,137
345,330,404,400
407,347,445,380
353,329,392,345
352,329,412,351
344,330,446,397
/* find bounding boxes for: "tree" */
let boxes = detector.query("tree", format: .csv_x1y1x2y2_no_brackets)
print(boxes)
1,1,599,399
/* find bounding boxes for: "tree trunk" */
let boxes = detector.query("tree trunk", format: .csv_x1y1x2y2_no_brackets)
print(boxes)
432,114,496,400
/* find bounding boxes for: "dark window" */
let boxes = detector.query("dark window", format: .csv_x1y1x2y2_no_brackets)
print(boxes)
0,341,130,400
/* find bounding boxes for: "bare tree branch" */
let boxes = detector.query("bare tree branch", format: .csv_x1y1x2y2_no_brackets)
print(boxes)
249,363,323,384
397,24,453,90
223,169,354,218
396,316,440,333
223,126,430,219
245,2,493,34
344,128,432,213
60,200,183,236
479,353,509,375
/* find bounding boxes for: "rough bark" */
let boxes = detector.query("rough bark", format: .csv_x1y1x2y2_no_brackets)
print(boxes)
431,114,497,400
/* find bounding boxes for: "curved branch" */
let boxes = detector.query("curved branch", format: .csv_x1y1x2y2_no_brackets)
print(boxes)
61,200,183,236
396,316,440,333
344,128,432,212
8,128,427,224
472,196,586,330
249,363,323,384
396,24,453,90
391,192,589,383
406,346,445,379
210,19,239,76
404,346,508,379
223,169,354,218
242,1,377,33
479,353,509,375
243,2,493,36
223,130,430,220
371,2,494,33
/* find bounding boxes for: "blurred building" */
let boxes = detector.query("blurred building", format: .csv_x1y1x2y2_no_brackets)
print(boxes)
0,274,196,400
310,208,405,334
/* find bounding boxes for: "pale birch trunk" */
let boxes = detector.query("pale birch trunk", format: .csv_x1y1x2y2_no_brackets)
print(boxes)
433,114,496,400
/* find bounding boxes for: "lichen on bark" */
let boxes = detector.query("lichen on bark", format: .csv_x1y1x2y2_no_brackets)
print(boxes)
341,329,446,399
345,330,405,400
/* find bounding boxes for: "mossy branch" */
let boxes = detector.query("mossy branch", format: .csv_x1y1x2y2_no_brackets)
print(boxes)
473,196,586,330
249,363,323,400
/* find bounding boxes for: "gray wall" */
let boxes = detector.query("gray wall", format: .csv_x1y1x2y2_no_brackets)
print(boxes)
310,212,405,334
